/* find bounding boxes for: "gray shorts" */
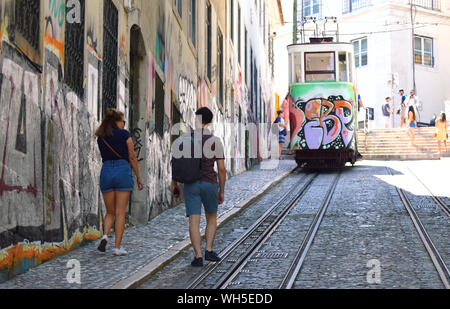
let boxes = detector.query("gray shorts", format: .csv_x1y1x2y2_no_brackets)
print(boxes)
183,181,219,217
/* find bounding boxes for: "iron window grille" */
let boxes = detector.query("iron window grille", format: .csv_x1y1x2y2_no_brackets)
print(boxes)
342,0,371,14
410,0,441,11
174,0,182,18
217,29,224,109
64,0,85,98
206,1,212,82
189,0,196,46
238,5,241,66
15,0,40,50
102,0,119,112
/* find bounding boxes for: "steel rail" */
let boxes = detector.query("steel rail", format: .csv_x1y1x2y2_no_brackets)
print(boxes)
279,173,341,289
404,165,450,218
186,173,318,289
214,173,320,290
387,167,450,289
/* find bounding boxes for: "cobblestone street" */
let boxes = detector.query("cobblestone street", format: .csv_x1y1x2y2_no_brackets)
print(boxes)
1,159,449,289
0,161,297,289
137,160,450,289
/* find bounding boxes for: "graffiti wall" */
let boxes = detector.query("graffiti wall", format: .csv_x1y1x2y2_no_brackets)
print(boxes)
289,83,357,151
0,38,104,282
0,0,278,283
0,0,107,282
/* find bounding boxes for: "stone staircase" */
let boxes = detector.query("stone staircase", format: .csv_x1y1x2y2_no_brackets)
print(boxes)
357,128,449,160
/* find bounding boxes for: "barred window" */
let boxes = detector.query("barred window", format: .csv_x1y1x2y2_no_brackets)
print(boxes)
410,0,441,11
174,0,182,18
102,0,119,112
343,0,371,14
65,0,85,97
189,0,196,46
217,29,224,109
206,1,212,81
15,0,40,50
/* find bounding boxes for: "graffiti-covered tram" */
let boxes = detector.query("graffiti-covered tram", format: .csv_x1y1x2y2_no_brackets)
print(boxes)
287,39,360,168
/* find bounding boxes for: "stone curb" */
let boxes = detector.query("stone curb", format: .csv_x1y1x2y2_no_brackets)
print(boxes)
109,165,297,289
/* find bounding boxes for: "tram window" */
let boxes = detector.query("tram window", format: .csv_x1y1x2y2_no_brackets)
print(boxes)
305,52,336,82
289,54,293,84
293,52,302,83
306,74,335,82
348,53,354,83
339,52,348,82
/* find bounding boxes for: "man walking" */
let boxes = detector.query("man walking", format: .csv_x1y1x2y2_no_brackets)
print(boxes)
405,89,420,118
172,107,226,267
382,97,393,129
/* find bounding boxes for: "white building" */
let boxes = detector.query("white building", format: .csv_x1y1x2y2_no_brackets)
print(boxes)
292,0,450,128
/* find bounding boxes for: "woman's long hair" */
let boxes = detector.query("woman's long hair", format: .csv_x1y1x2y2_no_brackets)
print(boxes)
440,112,447,123
95,109,124,137
408,106,416,122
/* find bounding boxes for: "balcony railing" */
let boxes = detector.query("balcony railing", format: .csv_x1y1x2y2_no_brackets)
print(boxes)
409,0,441,11
342,0,372,14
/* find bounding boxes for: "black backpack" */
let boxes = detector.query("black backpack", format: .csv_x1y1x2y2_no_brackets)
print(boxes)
171,132,203,184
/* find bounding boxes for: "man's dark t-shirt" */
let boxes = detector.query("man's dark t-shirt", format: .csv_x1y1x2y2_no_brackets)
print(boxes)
382,104,391,117
201,131,225,184
98,128,131,163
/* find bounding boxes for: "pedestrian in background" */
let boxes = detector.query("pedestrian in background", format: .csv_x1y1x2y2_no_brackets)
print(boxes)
95,109,144,256
382,97,393,129
407,106,417,147
398,89,407,128
172,107,226,267
358,94,366,111
435,112,448,157
274,111,287,158
405,89,420,117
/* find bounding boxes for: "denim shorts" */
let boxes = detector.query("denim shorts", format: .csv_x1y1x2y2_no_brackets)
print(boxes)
183,181,219,217
100,160,134,193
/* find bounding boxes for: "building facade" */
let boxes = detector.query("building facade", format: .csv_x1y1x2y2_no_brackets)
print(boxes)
0,0,283,282
293,0,450,128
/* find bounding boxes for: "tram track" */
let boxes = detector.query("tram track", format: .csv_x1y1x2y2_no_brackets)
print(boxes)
404,165,450,218
279,173,341,289
186,173,319,289
387,167,450,289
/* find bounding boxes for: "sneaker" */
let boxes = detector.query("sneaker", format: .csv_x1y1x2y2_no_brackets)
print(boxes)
97,235,108,253
205,251,221,262
113,247,128,256
191,257,204,267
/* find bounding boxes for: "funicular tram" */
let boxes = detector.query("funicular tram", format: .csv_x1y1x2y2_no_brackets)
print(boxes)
287,37,361,168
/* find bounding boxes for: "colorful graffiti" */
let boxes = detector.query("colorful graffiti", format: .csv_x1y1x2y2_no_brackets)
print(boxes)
290,83,357,151
178,75,197,129
0,40,103,283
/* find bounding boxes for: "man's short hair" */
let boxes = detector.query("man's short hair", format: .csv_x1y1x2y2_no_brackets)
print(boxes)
399,89,404,93
386,97,391,101
196,107,214,125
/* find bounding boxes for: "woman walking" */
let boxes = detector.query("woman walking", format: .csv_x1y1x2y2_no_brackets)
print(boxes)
407,106,417,147
274,111,287,158
435,112,448,157
95,109,144,256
